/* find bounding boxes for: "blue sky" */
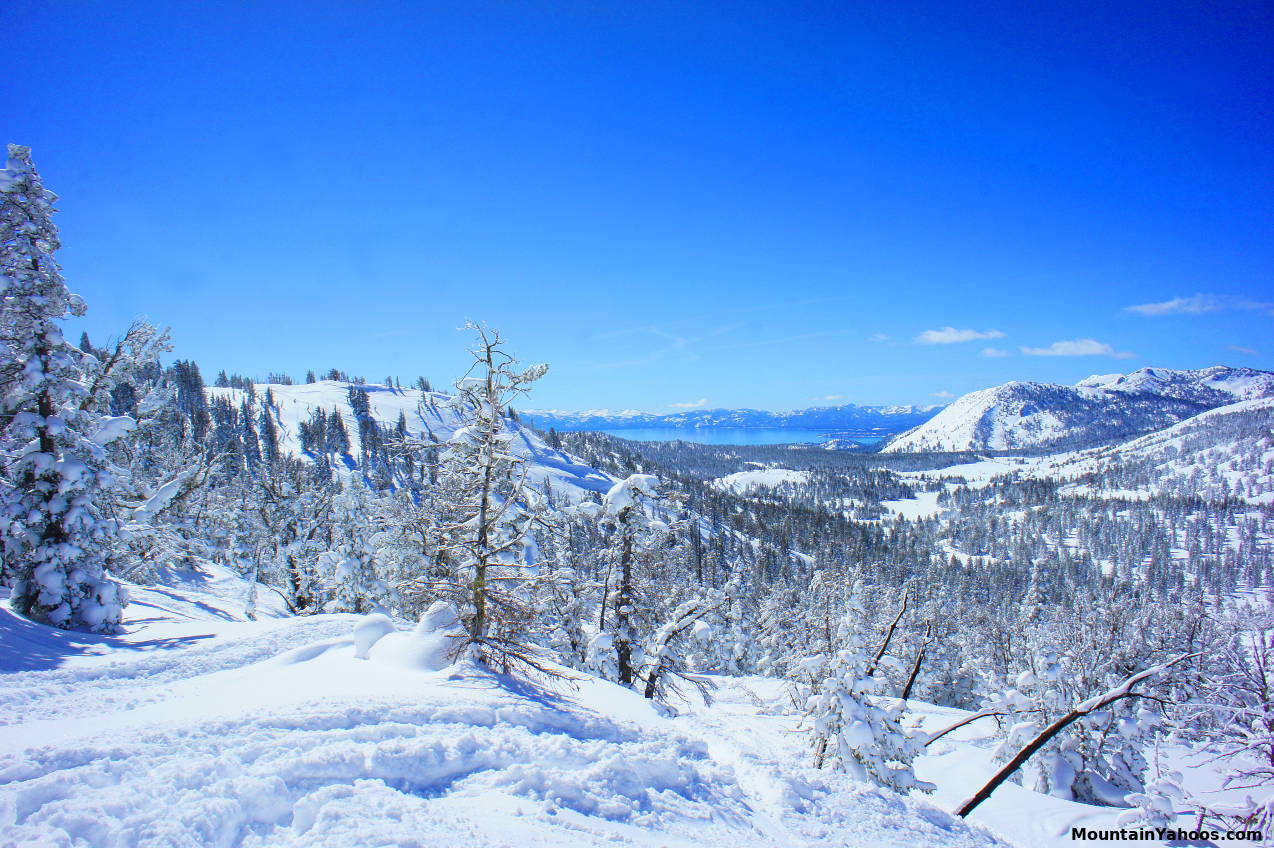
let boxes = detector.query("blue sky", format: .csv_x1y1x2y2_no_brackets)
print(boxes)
6,1,1271,411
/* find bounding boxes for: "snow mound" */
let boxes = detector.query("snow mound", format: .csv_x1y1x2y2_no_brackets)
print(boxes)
352,613,396,660
367,602,466,671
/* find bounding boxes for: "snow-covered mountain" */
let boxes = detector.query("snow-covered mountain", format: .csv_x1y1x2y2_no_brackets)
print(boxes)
524,403,943,434
881,366,1274,454
207,381,616,501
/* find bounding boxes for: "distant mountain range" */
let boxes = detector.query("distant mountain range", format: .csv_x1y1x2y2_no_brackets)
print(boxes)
881,366,1274,454
521,403,944,435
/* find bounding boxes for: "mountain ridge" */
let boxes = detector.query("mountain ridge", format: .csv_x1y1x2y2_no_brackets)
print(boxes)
882,365,1274,454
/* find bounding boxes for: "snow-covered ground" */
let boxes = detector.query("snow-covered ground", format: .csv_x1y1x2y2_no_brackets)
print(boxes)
880,489,946,520
894,457,1032,487
712,468,810,494
1,568,1007,848
1025,397,1274,504
0,569,1221,848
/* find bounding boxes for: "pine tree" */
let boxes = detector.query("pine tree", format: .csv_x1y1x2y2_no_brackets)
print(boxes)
320,479,389,613
601,474,662,686
170,360,210,442
802,595,933,794
259,406,279,464
433,323,547,668
325,407,350,456
0,145,126,631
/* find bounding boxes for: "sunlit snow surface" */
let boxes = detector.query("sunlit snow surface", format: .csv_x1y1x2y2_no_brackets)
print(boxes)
0,568,1012,848
712,468,811,493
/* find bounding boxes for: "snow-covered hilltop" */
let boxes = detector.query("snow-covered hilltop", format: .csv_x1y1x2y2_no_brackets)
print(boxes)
881,366,1274,453
1075,365,1274,404
207,380,615,502
524,402,943,435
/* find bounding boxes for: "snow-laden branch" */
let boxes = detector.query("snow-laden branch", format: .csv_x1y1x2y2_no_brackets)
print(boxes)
956,652,1198,819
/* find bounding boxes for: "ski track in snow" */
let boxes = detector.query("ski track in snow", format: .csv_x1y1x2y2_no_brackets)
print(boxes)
0,613,354,726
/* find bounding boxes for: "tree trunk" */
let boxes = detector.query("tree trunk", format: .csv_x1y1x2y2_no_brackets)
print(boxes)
867,591,908,676
469,341,498,646
616,521,635,686
900,622,932,701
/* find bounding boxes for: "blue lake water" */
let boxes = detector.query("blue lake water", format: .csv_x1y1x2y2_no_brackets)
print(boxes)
597,427,881,446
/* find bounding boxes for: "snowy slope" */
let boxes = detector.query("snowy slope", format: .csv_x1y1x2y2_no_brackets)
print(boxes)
207,381,615,502
1027,396,1274,503
0,571,1009,848
882,366,1274,454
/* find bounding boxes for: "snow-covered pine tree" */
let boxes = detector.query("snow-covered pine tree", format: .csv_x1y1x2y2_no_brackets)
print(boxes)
639,593,720,700
434,323,548,668
0,145,127,631
1181,599,1274,834
78,320,169,419
990,586,1179,806
529,499,606,672
596,473,678,687
802,592,933,794
590,473,715,698
320,478,389,613
101,358,206,582
251,455,334,613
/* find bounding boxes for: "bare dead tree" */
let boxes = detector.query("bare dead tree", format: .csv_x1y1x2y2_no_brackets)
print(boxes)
866,588,909,677
900,620,934,701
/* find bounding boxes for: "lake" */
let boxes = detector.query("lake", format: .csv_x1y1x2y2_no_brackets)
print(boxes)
596,427,882,446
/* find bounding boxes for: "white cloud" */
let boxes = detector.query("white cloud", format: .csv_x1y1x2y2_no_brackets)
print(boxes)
1127,294,1222,315
1020,338,1135,359
1127,293,1274,316
980,347,1009,358
930,390,955,399
814,394,845,402
914,327,1006,344
1226,344,1258,356
867,333,891,343
668,398,708,409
